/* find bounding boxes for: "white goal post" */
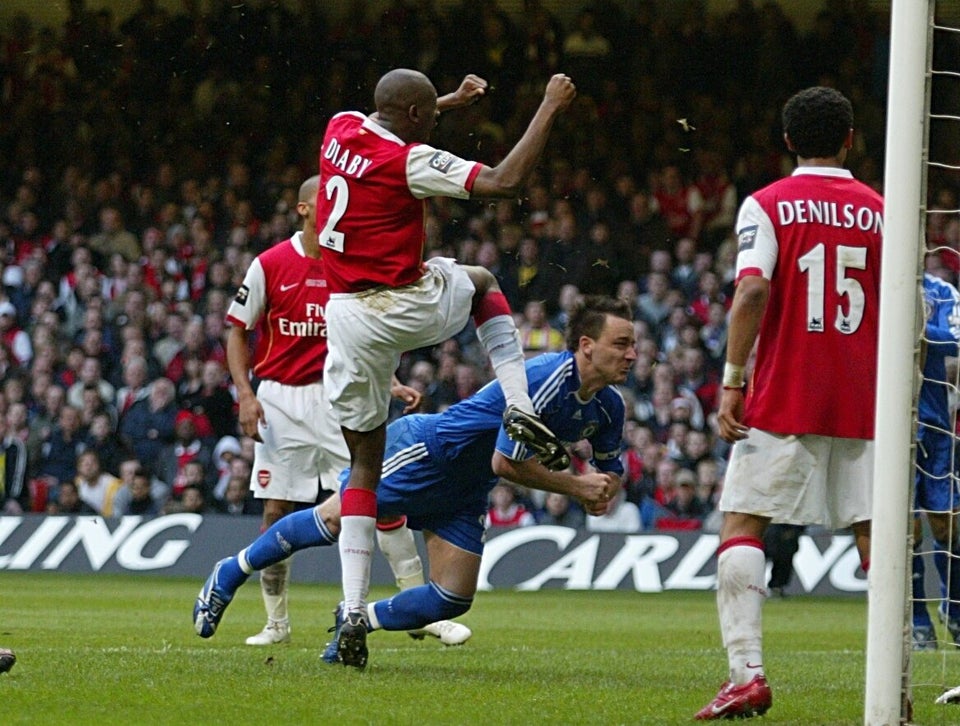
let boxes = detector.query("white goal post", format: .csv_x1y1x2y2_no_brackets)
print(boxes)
865,1,933,724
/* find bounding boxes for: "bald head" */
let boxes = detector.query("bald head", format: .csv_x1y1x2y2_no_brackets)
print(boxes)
299,175,319,204
375,69,436,110
373,69,438,143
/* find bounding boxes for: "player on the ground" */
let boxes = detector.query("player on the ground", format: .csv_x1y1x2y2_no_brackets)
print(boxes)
316,69,576,667
695,86,883,720
911,272,960,650
222,175,469,647
194,296,633,660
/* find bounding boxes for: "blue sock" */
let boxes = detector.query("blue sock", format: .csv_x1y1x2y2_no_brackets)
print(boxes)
243,508,335,571
912,549,933,627
372,582,472,631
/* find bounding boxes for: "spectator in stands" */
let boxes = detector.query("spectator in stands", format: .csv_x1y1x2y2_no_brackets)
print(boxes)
0,301,32,368
219,474,262,516
179,359,236,440
486,481,536,528
115,355,151,418
35,404,85,494
636,271,672,333
112,464,163,517
119,376,177,466
518,299,565,358
586,485,641,533
73,449,122,516
538,491,586,528
174,483,210,514
83,409,129,477
155,414,216,499
66,355,115,411
46,480,96,515
0,416,28,514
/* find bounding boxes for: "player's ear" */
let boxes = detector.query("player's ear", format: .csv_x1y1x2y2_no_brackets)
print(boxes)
783,132,795,153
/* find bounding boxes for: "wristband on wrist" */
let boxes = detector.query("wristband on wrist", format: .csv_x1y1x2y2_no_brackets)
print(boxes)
722,362,745,389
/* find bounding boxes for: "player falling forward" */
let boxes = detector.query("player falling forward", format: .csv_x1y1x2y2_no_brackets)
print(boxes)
316,69,576,668
221,175,468,647
194,296,633,663
695,87,882,720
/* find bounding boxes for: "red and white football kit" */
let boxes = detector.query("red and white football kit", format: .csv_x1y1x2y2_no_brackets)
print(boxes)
316,111,483,432
721,167,884,529
226,232,347,502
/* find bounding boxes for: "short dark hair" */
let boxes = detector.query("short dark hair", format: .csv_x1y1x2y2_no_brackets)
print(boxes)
565,295,633,351
782,86,853,159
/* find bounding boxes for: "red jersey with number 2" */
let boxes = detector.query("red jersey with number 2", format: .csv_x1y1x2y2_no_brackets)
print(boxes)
316,111,483,294
734,167,884,440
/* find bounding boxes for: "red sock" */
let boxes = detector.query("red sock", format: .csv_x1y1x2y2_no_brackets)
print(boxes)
473,290,512,327
341,487,377,518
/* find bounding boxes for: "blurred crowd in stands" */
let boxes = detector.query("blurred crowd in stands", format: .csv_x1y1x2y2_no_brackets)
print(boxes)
0,0,957,531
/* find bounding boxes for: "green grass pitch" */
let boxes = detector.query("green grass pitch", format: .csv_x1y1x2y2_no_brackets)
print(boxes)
0,572,957,725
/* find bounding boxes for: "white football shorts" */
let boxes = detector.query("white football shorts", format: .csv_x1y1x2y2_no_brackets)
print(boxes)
250,379,348,502
719,427,874,530
324,257,475,432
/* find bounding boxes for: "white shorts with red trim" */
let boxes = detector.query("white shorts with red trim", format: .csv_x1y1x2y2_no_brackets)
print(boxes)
324,257,475,432
250,378,348,503
719,428,873,530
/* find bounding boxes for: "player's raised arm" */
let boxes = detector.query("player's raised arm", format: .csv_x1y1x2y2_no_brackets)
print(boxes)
470,74,576,198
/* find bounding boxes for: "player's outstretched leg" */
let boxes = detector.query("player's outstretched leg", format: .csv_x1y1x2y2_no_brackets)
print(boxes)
194,557,249,637
194,507,336,638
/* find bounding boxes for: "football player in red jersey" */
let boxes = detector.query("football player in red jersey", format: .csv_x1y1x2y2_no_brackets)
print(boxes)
696,87,882,720
225,176,469,648
316,70,576,668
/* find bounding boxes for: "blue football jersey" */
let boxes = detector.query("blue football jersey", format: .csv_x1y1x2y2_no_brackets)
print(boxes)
919,273,960,434
430,350,625,474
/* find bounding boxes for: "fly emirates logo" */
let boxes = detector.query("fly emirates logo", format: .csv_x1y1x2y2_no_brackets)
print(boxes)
777,199,883,233
278,302,327,337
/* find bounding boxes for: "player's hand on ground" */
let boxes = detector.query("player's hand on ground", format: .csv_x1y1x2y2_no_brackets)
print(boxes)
390,382,423,414
717,388,749,443
237,394,266,442
543,74,576,112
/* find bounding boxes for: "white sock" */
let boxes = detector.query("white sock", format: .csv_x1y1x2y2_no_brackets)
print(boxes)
376,525,425,590
238,548,253,574
339,515,375,613
717,544,767,684
476,315,534,413
260,559,291,623
367,600,382,631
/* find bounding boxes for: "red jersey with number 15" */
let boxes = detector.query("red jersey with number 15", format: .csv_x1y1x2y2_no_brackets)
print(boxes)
316,111,483,294
734,167,884,440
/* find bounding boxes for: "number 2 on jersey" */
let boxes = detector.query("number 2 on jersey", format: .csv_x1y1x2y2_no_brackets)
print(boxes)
797,243,867,335
319,175,348,253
